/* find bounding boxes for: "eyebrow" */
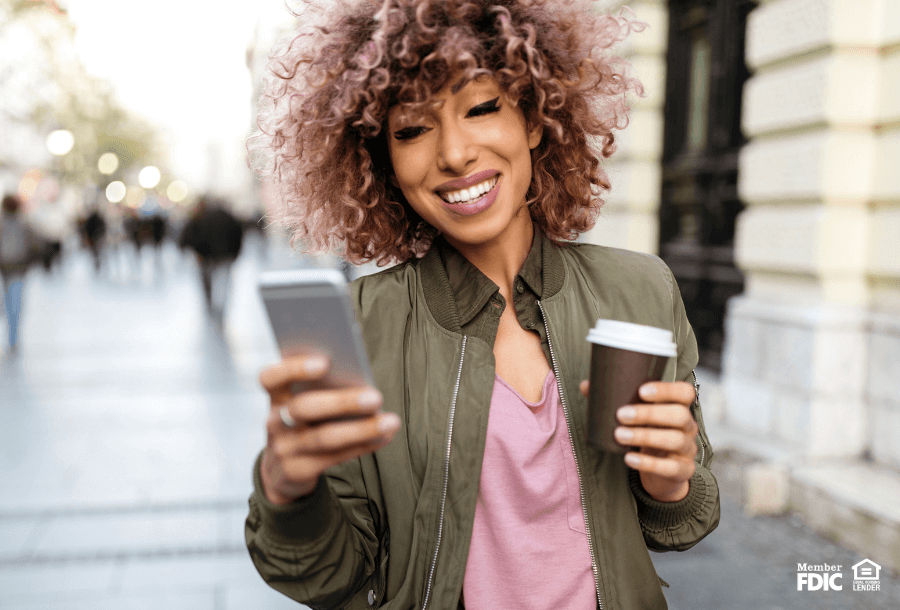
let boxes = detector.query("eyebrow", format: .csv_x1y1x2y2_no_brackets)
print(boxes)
450,77,469,94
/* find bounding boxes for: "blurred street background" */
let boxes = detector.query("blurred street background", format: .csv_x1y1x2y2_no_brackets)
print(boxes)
2,0,899,608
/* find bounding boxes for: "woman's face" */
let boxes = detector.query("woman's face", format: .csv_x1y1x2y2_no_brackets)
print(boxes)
386,76,542,251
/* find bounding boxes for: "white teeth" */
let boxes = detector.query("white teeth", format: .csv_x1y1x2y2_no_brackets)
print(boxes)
439,176,498,204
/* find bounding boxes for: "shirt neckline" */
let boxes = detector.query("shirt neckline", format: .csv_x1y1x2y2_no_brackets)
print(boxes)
493,369,556,408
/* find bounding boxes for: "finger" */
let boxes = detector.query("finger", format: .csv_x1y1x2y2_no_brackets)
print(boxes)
283,387,382,425
278,432,400,482
275,412,400,455
614,426,697,457
624,451,696,481
580,380,589,397
259,355,330,393
638,381,695,406
616,404,698,432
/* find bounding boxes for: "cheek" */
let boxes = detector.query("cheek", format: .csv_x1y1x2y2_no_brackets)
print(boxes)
388,143,426,193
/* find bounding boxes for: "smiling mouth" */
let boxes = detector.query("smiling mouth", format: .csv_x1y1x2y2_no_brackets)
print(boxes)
437,176,499,204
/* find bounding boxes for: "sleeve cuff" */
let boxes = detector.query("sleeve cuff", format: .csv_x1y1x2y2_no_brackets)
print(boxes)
250,451,346,545
628,467,711,530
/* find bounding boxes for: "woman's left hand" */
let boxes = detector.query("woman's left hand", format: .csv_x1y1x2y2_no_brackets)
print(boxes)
579,380,698,503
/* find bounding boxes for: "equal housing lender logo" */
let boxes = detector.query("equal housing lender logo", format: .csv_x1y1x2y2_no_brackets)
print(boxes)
852,558,881,591
796,559,882,592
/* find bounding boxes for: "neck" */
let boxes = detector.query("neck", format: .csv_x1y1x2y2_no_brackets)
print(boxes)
444,211,534,295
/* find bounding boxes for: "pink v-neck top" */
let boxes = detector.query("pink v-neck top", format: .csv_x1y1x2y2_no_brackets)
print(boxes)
462,371,596,609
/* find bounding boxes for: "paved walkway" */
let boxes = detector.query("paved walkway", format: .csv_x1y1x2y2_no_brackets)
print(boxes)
0,234,308,609
1,234,898,609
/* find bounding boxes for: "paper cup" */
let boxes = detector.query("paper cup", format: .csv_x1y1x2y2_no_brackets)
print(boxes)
585,320,677,453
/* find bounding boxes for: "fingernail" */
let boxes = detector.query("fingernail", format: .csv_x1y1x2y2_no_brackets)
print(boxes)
305,358,327,374
624,453,641,467
617,406,636,422
614,427,634,442
639,384,656,399
379,413,400,433
358,389,382,409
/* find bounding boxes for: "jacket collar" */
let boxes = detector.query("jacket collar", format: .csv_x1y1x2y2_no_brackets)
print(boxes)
419,224,566,333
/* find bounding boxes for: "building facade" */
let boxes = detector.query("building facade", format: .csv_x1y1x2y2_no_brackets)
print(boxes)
587,0,900,472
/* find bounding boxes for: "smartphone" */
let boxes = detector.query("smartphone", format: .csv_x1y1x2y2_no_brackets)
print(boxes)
258,268,374,390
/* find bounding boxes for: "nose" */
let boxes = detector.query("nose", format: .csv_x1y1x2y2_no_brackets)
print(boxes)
436,120,477,174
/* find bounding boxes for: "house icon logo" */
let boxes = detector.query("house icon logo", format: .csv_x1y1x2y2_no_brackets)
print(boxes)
852,559,880,580
852,559,881,592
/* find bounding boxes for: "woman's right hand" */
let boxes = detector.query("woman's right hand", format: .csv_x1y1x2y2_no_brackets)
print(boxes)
258,354,401,505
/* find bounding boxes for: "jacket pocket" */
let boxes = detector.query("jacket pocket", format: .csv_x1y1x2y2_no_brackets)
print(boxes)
341,549,389,610
374,549,390,606
342,529,390,609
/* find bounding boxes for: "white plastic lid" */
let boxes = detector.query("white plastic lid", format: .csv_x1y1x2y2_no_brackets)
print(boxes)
586,319,677,357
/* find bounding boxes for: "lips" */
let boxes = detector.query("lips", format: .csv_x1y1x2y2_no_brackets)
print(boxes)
434,169,500,193
438,175,499,204
436,174,501,216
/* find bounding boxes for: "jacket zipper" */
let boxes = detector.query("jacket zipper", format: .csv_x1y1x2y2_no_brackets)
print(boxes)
691,370,706,467
423,336,467,610
538,301,604,610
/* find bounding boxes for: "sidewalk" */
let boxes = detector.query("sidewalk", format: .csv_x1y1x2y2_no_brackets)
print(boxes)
0,235,309,609
698,368,900,576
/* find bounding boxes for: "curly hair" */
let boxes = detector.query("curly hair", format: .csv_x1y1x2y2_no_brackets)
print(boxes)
250,0,644,265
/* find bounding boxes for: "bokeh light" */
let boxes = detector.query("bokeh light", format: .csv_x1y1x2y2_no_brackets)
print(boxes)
166,180,188,202
46,130,75,156
106,181,126,203
125,187,145,208
17,170,43,202
38,177,60,203
138,166,161,189
98,152,119,175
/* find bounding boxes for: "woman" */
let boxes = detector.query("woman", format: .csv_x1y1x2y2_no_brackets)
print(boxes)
1,194,40,353
245,1,719,608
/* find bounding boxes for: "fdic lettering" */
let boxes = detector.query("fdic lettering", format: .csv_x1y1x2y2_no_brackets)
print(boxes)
797,564,843,591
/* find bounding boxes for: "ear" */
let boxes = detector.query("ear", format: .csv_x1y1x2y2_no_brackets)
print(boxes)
527,120,543,150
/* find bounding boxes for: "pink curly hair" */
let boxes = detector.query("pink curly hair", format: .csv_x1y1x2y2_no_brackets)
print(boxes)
249,0,644,265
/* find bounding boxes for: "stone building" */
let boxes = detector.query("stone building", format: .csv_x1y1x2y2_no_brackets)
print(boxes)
586,0,900,571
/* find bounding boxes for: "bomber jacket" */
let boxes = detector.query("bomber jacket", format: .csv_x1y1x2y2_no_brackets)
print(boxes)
245,229,720,610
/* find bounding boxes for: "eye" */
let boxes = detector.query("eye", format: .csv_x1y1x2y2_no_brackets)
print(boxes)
467,97,501,118
392,126,429,141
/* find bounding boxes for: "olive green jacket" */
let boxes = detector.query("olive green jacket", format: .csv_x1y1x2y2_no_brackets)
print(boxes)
245,232,720,610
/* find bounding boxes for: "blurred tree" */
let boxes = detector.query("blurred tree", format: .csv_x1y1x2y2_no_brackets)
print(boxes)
0,0,164,188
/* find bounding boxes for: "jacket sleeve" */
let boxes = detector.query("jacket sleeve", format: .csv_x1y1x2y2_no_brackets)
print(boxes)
245,451,385,609
629,265,721,552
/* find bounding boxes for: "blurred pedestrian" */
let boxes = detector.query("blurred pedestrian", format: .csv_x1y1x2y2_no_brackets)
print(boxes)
80,208,107,271
28,197,69,273
147,213,167,273
0,194,40,353
149,214,166,250
178,197,244,322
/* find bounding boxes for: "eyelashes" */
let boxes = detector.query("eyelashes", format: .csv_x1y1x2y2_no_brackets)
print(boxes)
467,97,500,117
391,97,502,141
393,126,428,141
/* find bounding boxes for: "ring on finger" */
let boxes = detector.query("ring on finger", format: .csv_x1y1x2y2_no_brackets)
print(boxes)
279,405,297,428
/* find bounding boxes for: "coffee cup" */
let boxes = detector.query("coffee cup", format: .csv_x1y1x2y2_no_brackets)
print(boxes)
585,320,677,453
